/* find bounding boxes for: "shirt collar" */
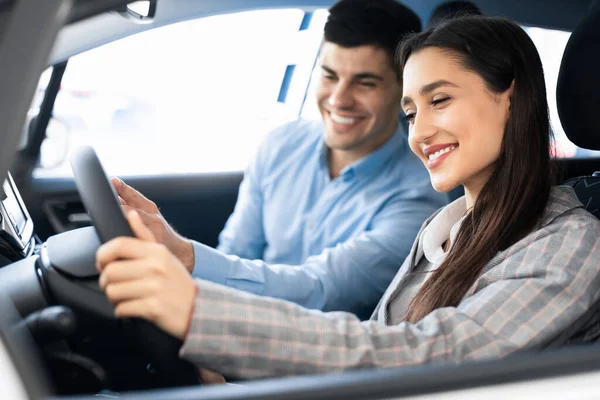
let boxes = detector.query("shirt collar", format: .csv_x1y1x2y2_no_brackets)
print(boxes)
419,196,467,264
415,185,583,264
318,121,407,182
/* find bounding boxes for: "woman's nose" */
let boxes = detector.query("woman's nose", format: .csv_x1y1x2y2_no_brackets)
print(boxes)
410,112,437,143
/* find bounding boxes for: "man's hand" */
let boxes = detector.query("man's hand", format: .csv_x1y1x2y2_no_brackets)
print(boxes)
97,210,197,341
111,177,195,273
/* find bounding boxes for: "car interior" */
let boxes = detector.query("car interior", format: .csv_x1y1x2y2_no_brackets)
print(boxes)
1,0,600,399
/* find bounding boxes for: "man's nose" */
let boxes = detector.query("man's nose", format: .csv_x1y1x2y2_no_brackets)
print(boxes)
328,82,354,109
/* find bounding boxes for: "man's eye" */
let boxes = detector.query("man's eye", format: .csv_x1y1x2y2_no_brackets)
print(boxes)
360,81,376,88
323,75,336,81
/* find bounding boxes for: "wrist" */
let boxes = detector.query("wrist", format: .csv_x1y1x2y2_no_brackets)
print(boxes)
175,237,195,273
180,280,198,342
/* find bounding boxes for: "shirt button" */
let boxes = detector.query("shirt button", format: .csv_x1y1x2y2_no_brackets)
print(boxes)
307,222,314,230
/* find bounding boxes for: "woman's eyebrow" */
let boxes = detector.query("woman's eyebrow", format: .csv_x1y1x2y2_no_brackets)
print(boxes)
401,80,458,107
419,79,458,95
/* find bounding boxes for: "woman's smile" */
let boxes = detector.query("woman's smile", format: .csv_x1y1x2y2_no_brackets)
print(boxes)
423,143,458,169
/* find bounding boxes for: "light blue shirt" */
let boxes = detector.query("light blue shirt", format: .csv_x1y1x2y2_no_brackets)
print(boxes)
191,120,448,319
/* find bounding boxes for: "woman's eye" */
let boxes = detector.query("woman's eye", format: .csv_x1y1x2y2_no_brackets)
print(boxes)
404,113,416,123
430,97,450,106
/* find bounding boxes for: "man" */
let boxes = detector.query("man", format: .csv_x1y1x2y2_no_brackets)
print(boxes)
113,0,447,320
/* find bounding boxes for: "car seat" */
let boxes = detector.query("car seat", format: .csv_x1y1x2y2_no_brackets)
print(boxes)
427,1,482,29
557,5,600,218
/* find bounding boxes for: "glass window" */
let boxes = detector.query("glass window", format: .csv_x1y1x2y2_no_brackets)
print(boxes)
34,9,328,178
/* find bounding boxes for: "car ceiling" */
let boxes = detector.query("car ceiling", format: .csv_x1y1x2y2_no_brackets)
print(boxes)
49,0,597,65
0,0,131,21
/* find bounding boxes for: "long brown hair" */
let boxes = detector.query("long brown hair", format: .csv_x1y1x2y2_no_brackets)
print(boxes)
397,17,555,323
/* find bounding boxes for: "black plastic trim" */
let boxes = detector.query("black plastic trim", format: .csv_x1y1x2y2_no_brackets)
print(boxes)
59,344,600,400
66,0,132,23
6,55,64,201
25,62,67,159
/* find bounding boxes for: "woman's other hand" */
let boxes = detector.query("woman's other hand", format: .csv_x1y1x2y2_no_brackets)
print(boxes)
199,368,227,385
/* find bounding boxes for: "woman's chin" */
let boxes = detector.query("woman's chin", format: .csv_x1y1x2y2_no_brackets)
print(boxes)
431,179,459,193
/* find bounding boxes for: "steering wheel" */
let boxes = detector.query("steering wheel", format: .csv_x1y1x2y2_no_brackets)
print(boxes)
70,146,201,388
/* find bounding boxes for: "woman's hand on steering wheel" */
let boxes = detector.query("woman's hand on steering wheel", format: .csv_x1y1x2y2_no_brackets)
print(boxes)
96,210,197,341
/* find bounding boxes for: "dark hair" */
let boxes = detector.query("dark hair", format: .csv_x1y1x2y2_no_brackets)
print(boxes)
324,0,421,71
396,16,554,323
427,1,482,28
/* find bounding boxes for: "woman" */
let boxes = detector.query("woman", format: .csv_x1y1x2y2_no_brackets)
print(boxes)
97,16,600,380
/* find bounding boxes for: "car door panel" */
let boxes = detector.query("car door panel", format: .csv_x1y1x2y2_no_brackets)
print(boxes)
18,156,600,247
16,172,242,248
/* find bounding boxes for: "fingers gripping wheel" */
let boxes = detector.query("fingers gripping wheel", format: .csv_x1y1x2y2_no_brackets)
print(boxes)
70,147,200,387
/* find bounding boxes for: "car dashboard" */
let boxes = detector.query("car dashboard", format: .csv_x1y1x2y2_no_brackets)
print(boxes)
0,172,37,264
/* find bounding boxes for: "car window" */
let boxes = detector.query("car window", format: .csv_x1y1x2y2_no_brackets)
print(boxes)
34,9,328,178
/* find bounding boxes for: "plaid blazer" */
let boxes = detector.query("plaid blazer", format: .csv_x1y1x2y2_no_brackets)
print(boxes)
180,186,600,379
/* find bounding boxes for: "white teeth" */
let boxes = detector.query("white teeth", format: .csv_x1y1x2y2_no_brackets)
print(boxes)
330,112,357,125
428,145,457,161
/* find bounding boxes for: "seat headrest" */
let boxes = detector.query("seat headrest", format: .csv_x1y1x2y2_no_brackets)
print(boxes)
557,6,600,150
427,1,482,29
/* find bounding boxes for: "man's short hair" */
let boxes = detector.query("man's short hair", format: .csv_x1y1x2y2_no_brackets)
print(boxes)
427,1,483,28
324,0,421,63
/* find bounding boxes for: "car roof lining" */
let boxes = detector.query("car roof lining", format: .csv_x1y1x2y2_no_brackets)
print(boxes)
48,0,593,66
49,0,333,65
